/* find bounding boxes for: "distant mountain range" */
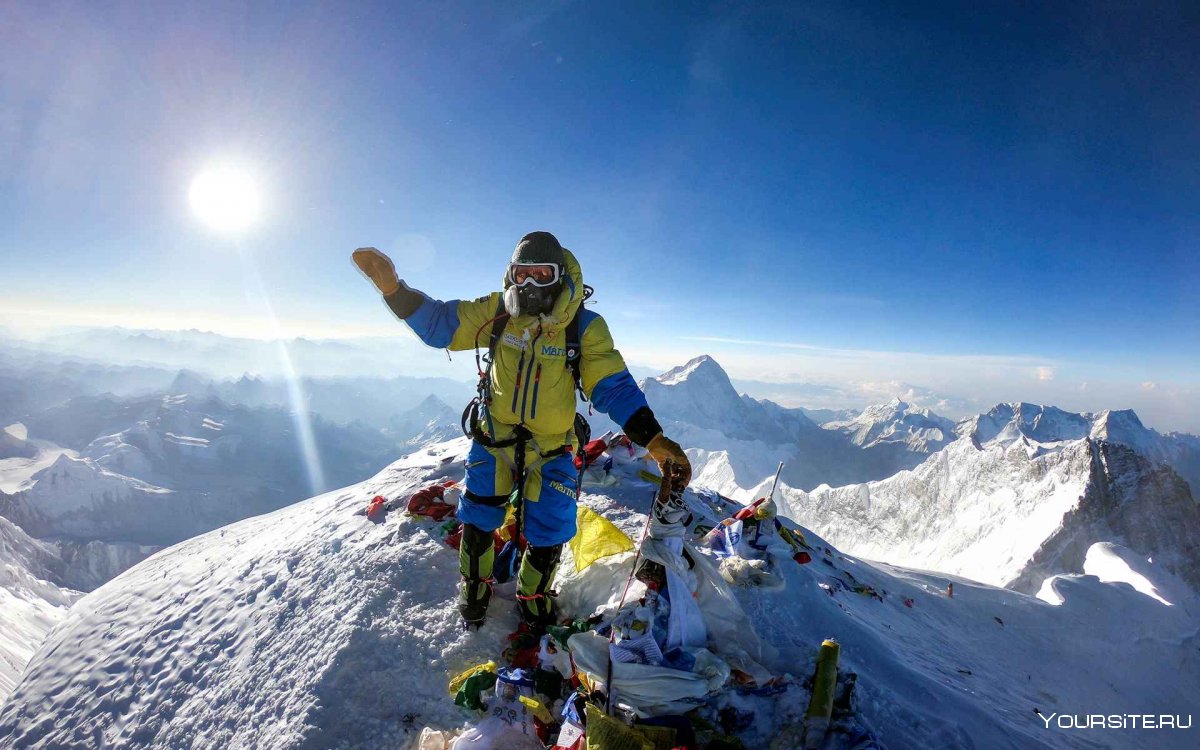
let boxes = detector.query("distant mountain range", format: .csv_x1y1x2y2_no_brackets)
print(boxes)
643,355,959,493
640,354,1200,596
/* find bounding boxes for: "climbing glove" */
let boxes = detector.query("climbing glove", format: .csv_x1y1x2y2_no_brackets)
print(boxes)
646,433,691,488
352,247,401,296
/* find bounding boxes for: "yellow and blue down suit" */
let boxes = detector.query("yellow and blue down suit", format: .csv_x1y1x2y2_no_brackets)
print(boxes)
385,248,654,547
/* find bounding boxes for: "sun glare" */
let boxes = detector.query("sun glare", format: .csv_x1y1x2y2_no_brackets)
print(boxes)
188,165,261,233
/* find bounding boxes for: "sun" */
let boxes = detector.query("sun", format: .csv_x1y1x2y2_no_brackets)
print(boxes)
188,164,262,233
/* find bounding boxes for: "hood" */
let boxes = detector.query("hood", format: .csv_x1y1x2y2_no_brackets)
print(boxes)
501,246,585,335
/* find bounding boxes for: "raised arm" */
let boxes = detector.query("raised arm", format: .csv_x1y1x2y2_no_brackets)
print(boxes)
353,247,500,352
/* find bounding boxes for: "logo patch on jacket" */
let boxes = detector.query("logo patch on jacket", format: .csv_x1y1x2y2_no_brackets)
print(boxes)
502,332,523,349
541,344,565,357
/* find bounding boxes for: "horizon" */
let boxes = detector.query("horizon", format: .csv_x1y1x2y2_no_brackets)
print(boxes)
1,2,1197,432
2,321,1196,434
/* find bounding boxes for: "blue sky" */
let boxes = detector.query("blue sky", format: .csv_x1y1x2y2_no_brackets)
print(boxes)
0,2,1197,428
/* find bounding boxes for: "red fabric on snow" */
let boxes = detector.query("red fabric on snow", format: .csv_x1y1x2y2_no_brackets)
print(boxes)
573,438,609,470
406,480,458,521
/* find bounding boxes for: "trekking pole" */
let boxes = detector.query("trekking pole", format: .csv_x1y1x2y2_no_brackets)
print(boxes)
766,460,784,502
603,460,681,714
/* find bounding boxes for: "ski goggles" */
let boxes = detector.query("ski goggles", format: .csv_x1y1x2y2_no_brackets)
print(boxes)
507,262,561,288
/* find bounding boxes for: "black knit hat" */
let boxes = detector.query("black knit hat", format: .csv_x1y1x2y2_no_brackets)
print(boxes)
511,231,565,268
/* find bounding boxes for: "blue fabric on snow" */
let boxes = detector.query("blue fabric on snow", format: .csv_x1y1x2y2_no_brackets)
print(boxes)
403,295,460,349
590,369,649,428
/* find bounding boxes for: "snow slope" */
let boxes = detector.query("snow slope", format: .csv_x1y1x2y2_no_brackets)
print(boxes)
0,426,37,461
0,516,80,702
777,434,1200,594
1,439,1196,749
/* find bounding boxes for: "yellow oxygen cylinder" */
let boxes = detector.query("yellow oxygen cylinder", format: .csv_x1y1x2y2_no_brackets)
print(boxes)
803,639,840,749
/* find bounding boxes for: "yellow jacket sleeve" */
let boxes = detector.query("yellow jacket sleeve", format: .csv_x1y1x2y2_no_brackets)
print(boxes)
578,312,650,428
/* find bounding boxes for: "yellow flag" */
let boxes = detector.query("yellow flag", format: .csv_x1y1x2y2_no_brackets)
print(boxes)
447,660,496,695
569,506,634,572
585,702,656,750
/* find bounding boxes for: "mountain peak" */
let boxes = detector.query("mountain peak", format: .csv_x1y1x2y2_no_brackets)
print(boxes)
860,398,911,419
655,355,732,388
1092,408,1145,430
414,393,450,409
168,369,210,394
1090,408,1152,446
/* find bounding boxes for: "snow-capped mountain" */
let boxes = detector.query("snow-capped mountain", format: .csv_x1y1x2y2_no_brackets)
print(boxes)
1,392,401,547
1,438,1195,749
959,402,1093,446
642,356,955,493
387,394,460,446
823,398,956,452
961,402,1200,496
643,356,816,445
0,428,37,461
777,434,1200,593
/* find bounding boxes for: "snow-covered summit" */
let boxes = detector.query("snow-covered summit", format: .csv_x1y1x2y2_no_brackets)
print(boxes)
642,355,790,442
653,354,732,388
823,398,956,453
1,438,1196,749
1090,408,1147,440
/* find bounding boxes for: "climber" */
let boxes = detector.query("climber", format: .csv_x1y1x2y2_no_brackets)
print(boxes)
353,231,690,629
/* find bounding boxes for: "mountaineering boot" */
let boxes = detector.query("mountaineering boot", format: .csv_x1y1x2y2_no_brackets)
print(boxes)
459,523,495,629
460,579,492,630
516,543,562,631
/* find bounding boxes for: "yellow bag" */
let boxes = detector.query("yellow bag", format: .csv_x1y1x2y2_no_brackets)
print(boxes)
570,506,634,572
